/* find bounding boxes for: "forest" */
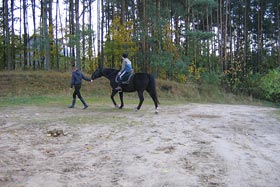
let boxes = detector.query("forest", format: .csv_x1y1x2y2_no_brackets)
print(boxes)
1,0,280,102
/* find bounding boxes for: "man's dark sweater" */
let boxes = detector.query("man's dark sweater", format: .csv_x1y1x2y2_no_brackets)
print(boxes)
71,69,91,88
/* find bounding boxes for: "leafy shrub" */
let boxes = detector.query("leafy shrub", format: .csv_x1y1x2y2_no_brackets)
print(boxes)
200,71,221,85
245,73,263,98
260,68,280,103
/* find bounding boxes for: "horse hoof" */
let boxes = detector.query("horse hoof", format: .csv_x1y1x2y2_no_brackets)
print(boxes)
134,108,139,112
155,107,159,114
114,105,119,108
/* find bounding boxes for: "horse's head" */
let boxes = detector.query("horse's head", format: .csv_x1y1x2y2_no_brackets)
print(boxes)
91,67,103,80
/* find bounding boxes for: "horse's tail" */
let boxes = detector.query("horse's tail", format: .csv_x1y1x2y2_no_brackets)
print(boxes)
147,74,160,105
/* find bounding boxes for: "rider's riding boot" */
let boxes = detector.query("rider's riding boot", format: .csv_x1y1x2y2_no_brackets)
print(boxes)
115,81,122,92
80,97,88,109
115,86,122,91
68,98,76,108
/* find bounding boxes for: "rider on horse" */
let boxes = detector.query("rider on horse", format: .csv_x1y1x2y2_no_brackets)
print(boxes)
115,53,133,92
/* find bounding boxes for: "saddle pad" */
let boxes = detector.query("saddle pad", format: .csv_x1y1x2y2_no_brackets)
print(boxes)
115,70,134,84
122,73,134,84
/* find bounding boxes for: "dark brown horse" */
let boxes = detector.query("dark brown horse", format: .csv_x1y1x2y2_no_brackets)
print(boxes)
91,67,159,113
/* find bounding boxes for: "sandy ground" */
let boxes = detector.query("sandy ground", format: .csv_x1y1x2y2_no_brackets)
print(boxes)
0,103,280,187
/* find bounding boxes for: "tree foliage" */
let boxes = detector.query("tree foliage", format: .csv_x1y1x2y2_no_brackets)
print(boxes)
260,69,280,102
103,16,137,67
1,0,280,102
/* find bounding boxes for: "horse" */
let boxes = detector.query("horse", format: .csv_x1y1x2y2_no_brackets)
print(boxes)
91,67,160,113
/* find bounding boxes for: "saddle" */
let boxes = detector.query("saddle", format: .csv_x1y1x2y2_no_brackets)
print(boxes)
115,70,134,85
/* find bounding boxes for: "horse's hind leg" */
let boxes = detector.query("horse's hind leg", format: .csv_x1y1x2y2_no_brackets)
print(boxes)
147,91,159,114
136,90,144,110
148,92,159,109
119,91,124,109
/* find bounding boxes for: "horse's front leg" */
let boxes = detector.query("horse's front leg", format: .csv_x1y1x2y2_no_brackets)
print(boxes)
111,90,119,108
119,91,124,109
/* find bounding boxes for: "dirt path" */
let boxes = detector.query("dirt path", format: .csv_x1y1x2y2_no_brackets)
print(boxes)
0,103,280,187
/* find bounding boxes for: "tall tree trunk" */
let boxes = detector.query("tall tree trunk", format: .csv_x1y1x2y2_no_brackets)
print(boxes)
11,0,15,69
4,0,11,70
110,0,115,66
277,0,280,66
19,0,23,67
244,0,250,74
131,0,137,69
257,0,265,72
229,3,233,70
210,5,214,72
82,0,86,68
138,0,148,72
206,4,210,73
62,2,68,70
97,0,101,63
120,0,126,24
154,0,161,76
218,0,225,72
88,0,93,62
174,14,180,46
55,0,60,70
101,0,105,66
42,0,50,70
69,0,75,59
31,0,38,69
75,0,81,68
49,0,54,68
223,0,229,71
184,0,190,56
23,0,28,68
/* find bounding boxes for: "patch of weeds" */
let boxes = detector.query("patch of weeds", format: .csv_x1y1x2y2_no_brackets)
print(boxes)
0,95,68,107
63,114,125,126
272,110,280,122
11,115,62,126
127,120,142,126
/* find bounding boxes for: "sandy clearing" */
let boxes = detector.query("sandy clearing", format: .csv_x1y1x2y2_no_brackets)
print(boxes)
0,103,279,187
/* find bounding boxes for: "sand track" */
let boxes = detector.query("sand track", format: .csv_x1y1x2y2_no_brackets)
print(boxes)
0,103,279,187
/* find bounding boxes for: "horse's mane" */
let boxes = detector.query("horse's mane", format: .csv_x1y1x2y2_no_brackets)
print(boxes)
102,68,119,73
104,68,118,72
101,67,119,76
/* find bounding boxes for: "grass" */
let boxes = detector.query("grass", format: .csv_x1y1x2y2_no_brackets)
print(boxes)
272,109,280,121
0,71,278,109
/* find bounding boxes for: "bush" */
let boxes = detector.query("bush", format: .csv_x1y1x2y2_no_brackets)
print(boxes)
260,68,280,103
200,71,221,85
246,73,263,98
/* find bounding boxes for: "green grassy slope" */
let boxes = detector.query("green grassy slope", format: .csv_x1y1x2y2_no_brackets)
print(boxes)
0,71,266,107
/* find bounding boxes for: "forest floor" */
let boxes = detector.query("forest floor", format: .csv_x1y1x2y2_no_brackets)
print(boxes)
0,103,280,187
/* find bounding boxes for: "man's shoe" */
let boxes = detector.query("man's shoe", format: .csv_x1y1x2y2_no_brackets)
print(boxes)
80,98,88,109
68,98,76,108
